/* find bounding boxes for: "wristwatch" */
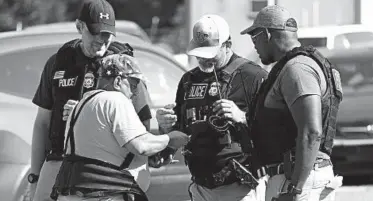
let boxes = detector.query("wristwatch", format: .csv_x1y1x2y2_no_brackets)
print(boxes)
287,183,302,195
27,173,39,183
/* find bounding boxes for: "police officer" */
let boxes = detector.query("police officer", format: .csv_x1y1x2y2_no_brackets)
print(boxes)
29,0,153,200
219,5,343,201
156,15,268,201
53,54,189,201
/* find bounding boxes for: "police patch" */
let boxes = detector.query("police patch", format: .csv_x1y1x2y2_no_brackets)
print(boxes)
332,69,343,98
53,71,65,79
208,82,220,97
83,72,95,89
185,83,208,99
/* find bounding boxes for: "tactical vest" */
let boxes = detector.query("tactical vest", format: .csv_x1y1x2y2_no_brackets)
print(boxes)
180,58,249,177
249,46,343,166
51,91,147,201
48,39,103,160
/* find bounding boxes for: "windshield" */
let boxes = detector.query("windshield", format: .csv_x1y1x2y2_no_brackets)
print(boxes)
332,58,373,91
334,32,373,49
299,37,328,48
0,46,184,106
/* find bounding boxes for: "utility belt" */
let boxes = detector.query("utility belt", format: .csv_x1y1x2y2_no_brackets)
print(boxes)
190,156,259,189
255,158,332,179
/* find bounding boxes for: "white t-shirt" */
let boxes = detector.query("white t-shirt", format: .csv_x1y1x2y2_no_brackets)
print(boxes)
64,90,150,192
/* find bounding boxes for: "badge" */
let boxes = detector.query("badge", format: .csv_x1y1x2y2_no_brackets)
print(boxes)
83,72,95,88
208,82,220,97
53,71,65,79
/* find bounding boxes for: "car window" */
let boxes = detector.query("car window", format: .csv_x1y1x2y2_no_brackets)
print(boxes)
334,32,373,49
135,51,183,106
332,59,373,92
0,47,57,99
0,46,184,106
299,37,328,48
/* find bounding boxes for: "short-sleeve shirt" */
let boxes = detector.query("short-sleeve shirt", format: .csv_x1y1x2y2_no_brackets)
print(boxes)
32,44,152,120
65,90,150,191
264,55,329,158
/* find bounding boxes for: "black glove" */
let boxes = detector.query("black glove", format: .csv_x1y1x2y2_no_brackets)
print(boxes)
148,147,178,168
166,131,189,150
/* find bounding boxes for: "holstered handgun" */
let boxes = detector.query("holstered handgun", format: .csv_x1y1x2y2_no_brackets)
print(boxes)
283,150,294,180
230,158,259,189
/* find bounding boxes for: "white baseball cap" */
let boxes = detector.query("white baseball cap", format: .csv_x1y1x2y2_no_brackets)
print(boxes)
187,14,230,59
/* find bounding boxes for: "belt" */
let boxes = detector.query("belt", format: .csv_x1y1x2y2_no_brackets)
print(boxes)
256,159,332,178
191,173,238,189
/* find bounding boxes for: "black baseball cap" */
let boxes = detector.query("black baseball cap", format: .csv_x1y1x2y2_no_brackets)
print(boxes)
79,0,116,36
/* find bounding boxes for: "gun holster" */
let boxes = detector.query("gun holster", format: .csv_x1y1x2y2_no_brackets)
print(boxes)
283,150,294,180
230,158,259,189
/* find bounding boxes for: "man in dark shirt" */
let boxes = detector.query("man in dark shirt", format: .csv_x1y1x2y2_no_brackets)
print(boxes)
29,1,152,200
156,14,268,201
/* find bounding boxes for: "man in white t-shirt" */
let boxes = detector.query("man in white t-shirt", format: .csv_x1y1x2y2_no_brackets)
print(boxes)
54,54,189,201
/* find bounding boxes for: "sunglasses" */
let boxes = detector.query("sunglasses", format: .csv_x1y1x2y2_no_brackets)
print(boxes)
251,30,264,43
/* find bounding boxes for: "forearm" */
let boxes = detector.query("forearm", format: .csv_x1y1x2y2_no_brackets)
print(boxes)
129,133,170,156
31,122,50,174
159,126,174,134
291,132,321,189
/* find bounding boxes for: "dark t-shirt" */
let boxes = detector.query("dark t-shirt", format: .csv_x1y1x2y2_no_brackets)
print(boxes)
32,41,152,122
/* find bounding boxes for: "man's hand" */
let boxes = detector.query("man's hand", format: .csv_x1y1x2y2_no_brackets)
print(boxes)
212,99,246,124
62,99,78,121
148,151,179,168
166,131,189,150
156,103,177,132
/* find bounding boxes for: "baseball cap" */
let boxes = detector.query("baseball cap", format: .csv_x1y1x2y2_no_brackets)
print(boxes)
187,14,230,59
79,0,116,36
99,54,146,82
240,5,298,35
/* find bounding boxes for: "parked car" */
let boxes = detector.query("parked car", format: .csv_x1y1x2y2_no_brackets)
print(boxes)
0,29,190,201
23,20,151,43
298,24,373,49
318,47,373,177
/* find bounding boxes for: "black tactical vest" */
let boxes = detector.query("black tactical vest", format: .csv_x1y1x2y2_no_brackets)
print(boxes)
180,58,249,177
249,46,343,166
51,91,146,201
48,39,102,159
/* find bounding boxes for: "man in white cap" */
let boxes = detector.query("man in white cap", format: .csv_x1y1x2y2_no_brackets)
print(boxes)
156,14,268,201
235,5,343,201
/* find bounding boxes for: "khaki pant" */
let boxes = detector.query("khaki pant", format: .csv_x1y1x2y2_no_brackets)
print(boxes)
33,160,62,201
188,177,267,201
265,165,343,201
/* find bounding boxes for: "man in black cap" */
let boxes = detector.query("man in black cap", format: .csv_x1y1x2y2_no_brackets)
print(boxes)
29,1,152,200
156,14,268,201
218,5,343,201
